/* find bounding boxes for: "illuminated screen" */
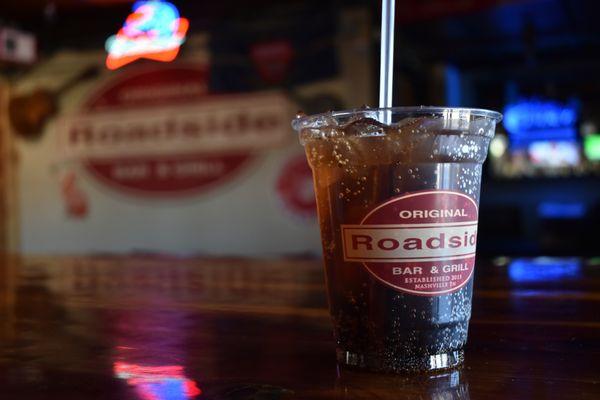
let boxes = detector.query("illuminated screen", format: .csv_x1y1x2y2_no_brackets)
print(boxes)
527,141,580,167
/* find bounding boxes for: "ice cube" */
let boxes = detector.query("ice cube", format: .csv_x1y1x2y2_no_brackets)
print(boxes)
392,116,439,135
343,118,386,137
311,112,339,128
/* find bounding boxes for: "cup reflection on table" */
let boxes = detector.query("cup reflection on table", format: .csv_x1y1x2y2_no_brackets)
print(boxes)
336,367,469,400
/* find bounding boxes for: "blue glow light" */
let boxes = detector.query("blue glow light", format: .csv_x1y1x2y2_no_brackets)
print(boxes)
130,1,180,37
504,99,578,147
508,258,581,282
445,66,461,107
537,202,586,219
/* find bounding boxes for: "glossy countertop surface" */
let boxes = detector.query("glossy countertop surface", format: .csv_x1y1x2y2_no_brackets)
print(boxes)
0,255,598,399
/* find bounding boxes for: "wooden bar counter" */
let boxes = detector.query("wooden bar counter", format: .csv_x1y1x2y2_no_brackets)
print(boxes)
0,256,597,399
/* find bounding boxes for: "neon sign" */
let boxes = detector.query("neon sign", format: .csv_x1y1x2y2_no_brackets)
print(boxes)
503,99,578,148
105,1,189,70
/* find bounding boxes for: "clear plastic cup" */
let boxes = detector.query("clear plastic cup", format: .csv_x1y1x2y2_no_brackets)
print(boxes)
293,107,502,373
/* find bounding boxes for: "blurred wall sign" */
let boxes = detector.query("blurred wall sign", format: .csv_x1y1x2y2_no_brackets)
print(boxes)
0,27,36,64
57,65,291,197
105,0,189,70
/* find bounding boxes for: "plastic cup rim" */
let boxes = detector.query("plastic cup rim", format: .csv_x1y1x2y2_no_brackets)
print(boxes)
291,106,503,131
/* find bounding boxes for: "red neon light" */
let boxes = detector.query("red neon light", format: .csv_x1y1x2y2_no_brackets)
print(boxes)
105,1,189,70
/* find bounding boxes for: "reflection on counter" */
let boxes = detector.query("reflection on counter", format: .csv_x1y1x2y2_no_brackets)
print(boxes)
0,256,597,398
336,368,469,400
111,307,202,400
114,362,201,400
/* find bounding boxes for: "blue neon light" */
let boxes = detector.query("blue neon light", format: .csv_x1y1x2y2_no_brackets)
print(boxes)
130,1,180,37
445,66,461,107
503,99,579,147
508,258,581,283
537,202,586,219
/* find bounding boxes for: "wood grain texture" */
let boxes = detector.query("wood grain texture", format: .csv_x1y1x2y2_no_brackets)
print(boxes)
0,255,598,399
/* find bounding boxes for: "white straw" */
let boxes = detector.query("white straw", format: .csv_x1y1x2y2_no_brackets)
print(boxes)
379,0,395,111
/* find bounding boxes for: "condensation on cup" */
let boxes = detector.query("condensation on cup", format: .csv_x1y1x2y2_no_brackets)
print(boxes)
293,107,502,373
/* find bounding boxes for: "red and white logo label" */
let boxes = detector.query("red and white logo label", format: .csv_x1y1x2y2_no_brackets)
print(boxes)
342,190,478,296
